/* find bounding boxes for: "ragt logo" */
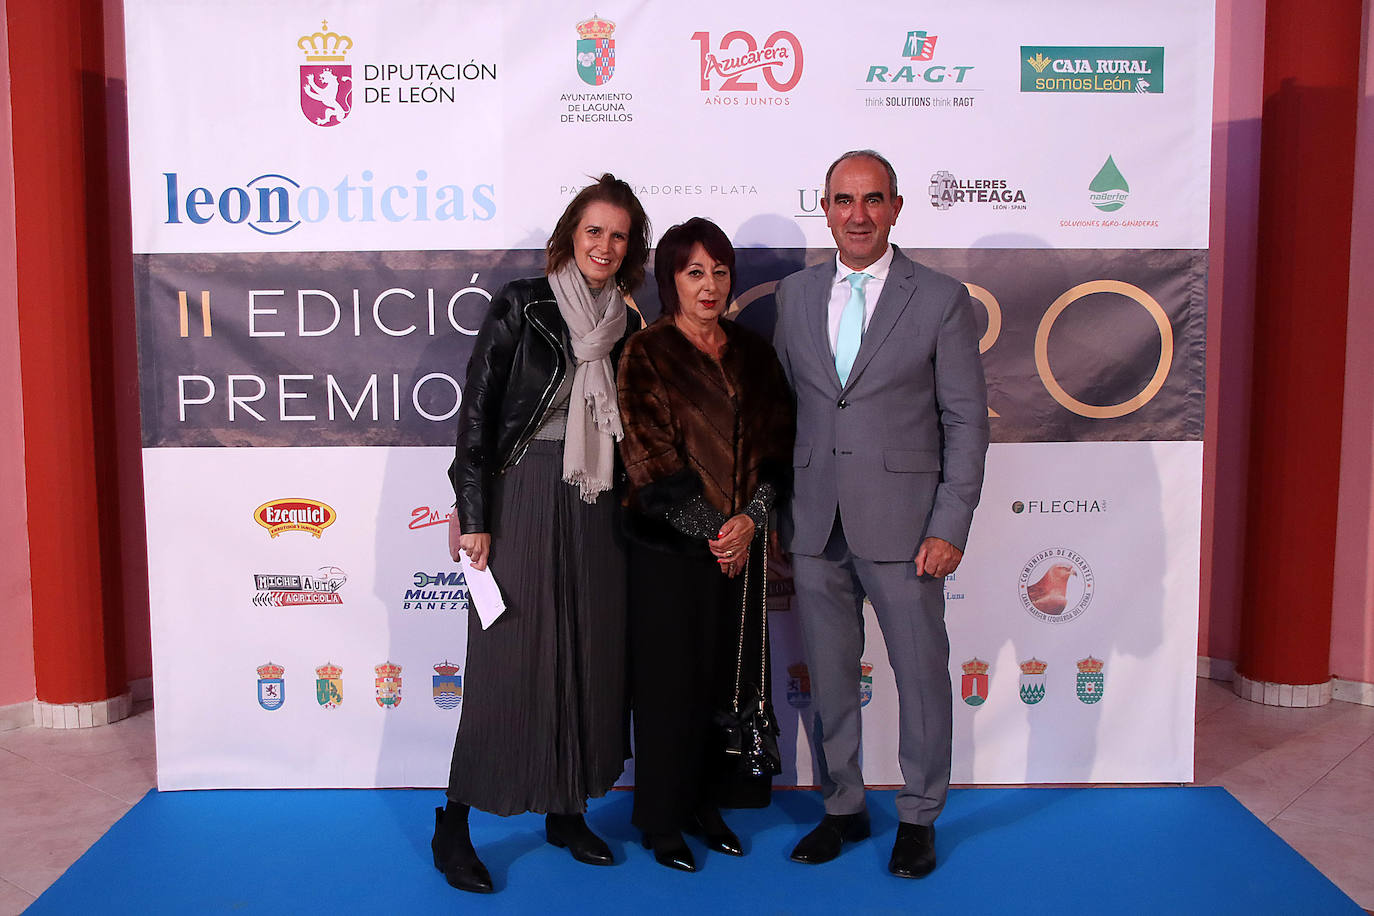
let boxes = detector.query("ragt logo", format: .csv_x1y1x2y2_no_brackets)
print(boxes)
161,170,496,236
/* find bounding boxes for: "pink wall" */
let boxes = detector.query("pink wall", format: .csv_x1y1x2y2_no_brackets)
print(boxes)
0,9,37,708
1200,0,1265,666
1330,0,1374,683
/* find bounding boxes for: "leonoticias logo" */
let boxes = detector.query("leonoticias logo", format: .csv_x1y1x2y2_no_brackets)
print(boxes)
254,498,337,538
1018,547,1094,623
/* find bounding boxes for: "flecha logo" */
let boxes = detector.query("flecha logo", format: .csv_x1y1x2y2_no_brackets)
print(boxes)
576,15,616,86
1089,156,1130,212
298,20,354,126
1021,46,1164,94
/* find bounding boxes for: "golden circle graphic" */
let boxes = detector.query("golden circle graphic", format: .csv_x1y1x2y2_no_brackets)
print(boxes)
964,282,1002,355
726,280,779,320
1034,280,1173,419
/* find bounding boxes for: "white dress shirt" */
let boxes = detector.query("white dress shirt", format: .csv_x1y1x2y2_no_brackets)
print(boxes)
826,244,895,356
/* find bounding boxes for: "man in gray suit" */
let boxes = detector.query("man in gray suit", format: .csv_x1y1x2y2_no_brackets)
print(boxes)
774,150,988,878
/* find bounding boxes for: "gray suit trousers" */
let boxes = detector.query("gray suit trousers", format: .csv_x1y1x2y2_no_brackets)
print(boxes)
792,513,952,826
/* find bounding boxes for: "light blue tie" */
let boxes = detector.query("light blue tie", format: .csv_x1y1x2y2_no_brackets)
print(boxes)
835,271,871,386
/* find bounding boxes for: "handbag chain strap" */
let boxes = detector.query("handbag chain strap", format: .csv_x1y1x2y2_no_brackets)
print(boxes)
729,520,771,717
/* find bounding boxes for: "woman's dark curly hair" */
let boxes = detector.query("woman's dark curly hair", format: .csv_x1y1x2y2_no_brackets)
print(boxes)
546,173,652,292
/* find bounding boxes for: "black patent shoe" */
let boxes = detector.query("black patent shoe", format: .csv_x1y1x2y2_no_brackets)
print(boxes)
888,822,937,878
685,807,743,856
788,810,871,865
641,831,697,872
431,806,494,894
546,813,615,866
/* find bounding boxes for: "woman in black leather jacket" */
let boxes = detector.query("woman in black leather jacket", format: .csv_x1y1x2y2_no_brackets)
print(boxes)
431,174,649,894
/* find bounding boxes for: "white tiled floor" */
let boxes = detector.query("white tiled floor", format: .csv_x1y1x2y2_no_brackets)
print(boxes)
1,681,1371,913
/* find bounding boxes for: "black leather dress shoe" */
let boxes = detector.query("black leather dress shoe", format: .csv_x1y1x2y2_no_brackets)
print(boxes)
642,831,697,872
546,813,614,866
789,810,872,864
888,822,937,878
685,808,743,856
431,806,494,894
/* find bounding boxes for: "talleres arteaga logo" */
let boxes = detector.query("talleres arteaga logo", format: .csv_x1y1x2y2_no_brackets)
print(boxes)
1089,156,1130,212
254,498,336,538
1019,548,1094,623
298,20,354,126
1021,46,1164,94
929,171,1027,210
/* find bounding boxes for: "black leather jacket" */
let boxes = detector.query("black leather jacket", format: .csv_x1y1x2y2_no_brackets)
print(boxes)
447,276,642,533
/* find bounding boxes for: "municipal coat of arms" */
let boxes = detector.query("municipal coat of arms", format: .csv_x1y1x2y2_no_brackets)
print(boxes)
961,658,989,707
256,662,285,711
1076,656,1105,704
432,661,462,710
376,662,403,709
298,20,354,126
576,15,615,86
858,661,874,708
1019,658,1047,705
315,662,343,709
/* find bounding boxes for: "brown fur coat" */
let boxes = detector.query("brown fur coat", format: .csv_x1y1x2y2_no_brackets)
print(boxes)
617,318,795,553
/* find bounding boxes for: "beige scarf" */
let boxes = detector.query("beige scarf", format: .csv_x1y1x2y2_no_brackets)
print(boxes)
548,260,627,502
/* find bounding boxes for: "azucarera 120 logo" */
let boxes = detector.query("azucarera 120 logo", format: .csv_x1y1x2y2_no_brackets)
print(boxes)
161,170,496,237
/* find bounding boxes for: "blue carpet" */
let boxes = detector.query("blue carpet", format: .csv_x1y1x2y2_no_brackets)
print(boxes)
29,787,1359,914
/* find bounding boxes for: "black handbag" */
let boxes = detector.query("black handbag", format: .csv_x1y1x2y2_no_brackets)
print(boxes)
716,526,781,778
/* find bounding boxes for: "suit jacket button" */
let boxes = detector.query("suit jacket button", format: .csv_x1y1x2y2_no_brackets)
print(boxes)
837,399,848,409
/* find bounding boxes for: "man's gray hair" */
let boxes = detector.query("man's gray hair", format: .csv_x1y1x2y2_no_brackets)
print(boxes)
824,149,900,201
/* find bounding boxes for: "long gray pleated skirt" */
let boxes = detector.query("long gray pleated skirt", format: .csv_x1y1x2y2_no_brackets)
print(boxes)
446,439,628,816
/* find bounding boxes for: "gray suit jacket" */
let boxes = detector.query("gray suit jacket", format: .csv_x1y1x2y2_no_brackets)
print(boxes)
774,246,989,561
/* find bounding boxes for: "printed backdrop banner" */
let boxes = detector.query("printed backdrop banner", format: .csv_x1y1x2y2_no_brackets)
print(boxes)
124,0,1214,789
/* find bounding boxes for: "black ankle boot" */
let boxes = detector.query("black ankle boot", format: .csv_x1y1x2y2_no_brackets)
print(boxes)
546,812,614,866
432,803,494,893
686,806,743,856
641,830,697,872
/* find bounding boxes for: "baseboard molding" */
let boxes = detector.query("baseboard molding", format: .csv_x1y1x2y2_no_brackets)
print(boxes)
129,677,153,703
0,700,33,731
1332,677,1374,706
1197,656,1236,681
34,692,133,729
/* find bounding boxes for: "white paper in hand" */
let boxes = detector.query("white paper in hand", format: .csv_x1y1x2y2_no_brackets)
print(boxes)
458,552,506,629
